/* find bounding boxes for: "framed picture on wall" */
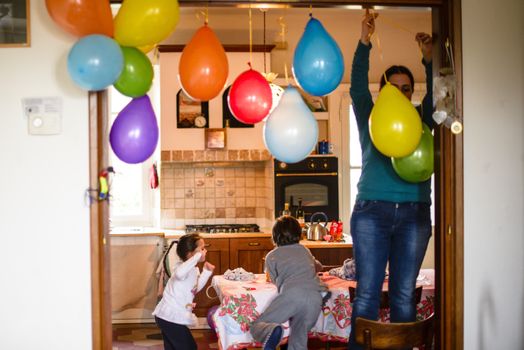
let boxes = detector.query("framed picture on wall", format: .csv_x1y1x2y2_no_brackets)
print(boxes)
0,0,30,47
176,89,209,128
205,128,226,149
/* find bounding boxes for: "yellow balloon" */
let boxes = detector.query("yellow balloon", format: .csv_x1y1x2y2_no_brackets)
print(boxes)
369,83,422,158
114,0,179,47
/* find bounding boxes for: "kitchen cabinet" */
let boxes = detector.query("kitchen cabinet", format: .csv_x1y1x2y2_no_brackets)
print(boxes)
194,237,274,316
309,246,353,267
193,238,229,317
229,237,275,274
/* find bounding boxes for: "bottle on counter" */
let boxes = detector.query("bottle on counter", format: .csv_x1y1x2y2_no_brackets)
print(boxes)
282,202,291,217
296,198,305,225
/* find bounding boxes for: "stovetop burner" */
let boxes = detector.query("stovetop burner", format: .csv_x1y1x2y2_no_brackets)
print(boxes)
185,224,260,234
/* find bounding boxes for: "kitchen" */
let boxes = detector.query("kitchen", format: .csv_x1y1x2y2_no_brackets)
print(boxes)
108,5,434,326
3,1,523,350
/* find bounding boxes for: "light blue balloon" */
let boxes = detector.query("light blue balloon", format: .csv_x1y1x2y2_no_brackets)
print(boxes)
263,86,318,163
67,34,124,91
292,17,344,96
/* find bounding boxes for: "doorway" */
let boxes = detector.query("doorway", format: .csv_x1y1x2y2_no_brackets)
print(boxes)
91,1,463,349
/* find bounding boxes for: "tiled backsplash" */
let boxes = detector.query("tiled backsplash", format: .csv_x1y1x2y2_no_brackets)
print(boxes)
160,160,274,229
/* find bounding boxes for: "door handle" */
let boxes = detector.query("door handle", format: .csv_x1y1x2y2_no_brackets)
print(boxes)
248,242,260,246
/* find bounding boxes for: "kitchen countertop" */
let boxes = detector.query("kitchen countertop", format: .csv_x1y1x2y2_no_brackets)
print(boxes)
110,228,352,247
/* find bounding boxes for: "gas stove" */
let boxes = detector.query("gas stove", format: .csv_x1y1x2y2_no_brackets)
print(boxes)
185,224,260,234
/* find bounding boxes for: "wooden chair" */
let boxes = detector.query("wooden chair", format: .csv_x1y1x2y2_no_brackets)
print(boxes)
348,285,423,309
354,313,435,350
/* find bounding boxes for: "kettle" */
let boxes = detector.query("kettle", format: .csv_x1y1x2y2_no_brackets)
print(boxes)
306,212,329,241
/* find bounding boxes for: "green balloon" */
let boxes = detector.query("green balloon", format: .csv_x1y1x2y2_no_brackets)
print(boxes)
391,123,434,183
114,46,154,97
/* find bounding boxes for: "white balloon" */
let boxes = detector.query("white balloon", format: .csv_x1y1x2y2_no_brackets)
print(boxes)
263,86,318,163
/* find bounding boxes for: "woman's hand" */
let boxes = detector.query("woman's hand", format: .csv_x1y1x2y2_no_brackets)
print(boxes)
361,9,379,46
416,32,433,63
204,261,215,272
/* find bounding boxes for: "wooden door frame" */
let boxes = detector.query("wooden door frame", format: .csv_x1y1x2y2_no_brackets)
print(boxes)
89,90,112,350
89,1,464,349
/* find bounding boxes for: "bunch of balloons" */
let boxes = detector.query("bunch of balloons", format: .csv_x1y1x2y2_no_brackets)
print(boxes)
46,0,180,164
369,83,433,182
263,16,344,163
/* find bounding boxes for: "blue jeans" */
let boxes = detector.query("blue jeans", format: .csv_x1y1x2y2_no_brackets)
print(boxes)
347,200,431,350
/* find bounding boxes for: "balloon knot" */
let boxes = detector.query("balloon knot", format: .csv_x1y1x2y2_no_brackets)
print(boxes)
247,62,252,69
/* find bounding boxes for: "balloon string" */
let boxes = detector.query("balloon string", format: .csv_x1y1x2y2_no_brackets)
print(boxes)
249,5,253,65
368,9,383,62
205,5,209,24
263,10,267,73
279,16,289,84
152,44,159,65
377,15,415,35
309,4,313,17
374,12,425,60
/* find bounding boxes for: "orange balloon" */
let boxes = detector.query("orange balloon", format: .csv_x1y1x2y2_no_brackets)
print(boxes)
178,25,228,101
45,0,113,38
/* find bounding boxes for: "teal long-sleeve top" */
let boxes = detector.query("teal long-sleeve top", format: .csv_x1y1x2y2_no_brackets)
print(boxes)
350,41,434,203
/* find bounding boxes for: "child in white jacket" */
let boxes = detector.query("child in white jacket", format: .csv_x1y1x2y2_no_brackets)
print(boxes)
153,233,215,350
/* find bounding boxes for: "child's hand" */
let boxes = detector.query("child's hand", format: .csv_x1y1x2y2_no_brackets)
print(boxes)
199,248,207,262
204,261,215,272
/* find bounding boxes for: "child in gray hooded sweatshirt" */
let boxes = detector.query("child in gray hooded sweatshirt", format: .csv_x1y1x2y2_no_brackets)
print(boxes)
250,216,328,350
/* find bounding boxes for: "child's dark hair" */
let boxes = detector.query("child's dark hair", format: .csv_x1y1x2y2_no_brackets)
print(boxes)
272,216,302,246
176,233,202,261
380,65,415,91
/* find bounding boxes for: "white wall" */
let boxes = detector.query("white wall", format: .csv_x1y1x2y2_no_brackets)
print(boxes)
462,0,524,349
0,2,92,349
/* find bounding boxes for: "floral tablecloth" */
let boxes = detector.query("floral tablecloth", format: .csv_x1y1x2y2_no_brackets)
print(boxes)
211,269,435,350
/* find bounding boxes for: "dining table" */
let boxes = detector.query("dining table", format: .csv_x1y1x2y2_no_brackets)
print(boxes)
211,269,435,350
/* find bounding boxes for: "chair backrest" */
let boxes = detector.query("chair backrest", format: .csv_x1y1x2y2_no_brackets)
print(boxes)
348,286,423,309
354,313,435,350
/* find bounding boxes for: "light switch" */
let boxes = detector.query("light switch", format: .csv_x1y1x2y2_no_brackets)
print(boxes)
28,113,61,135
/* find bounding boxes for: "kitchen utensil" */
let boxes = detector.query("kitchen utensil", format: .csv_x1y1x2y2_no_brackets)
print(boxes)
306,212,329,241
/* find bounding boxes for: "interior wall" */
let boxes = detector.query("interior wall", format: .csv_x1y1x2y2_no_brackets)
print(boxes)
462,0,524,348
0,2,92,349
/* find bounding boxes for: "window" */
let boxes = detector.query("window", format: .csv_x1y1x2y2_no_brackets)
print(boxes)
108,67,160,228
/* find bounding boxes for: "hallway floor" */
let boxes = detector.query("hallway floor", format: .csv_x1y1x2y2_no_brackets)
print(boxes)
112,323,347,350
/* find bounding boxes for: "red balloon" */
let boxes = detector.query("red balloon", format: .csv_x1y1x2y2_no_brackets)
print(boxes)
45,0,114,38
228,68,272,124
179,25,228,101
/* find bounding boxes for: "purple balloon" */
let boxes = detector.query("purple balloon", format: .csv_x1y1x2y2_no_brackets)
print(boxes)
110,95,159,164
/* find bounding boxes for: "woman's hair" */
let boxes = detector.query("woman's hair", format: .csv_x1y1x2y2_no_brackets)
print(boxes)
272,216,302,246
380,65,415,91
176,233,202,261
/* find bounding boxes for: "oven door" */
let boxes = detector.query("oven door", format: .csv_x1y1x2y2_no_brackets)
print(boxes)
274,173,339,222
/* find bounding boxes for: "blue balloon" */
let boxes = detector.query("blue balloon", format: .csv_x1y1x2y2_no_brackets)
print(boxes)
263,86,318,163
292,17,344,96
67,34,124,91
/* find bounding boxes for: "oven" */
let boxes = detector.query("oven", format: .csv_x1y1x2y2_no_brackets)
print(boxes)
274,156,339,222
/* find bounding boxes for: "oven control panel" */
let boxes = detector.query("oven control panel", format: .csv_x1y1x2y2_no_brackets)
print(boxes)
275,156,338,174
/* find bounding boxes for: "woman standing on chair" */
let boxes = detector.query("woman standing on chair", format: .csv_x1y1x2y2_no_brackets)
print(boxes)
348,9,434,350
